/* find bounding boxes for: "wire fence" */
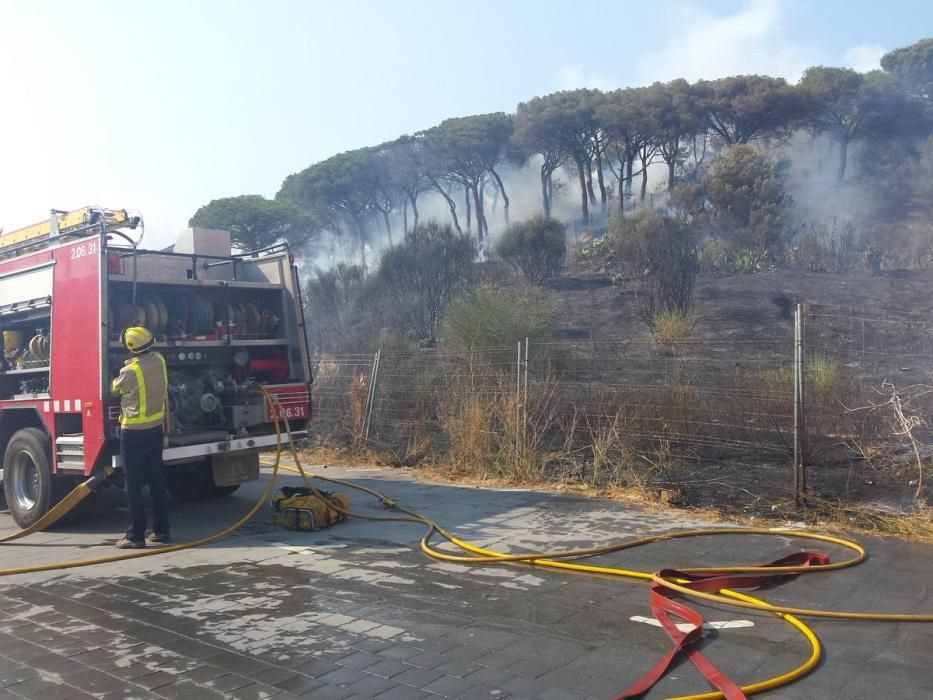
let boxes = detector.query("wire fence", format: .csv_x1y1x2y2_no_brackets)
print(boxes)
802,304,933,508
309,303,932,513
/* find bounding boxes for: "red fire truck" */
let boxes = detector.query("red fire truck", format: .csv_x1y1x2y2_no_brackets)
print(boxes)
0,207,312,527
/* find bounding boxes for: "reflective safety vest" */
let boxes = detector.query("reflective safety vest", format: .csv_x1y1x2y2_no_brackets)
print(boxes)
111,351,168,430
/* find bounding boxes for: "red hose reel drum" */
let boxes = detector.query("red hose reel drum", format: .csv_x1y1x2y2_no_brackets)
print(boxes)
248,352,288,382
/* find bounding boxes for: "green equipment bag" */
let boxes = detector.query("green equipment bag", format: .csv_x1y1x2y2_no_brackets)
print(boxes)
271,486,350,531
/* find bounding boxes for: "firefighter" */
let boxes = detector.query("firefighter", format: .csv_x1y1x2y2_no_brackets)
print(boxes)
111,326,170,549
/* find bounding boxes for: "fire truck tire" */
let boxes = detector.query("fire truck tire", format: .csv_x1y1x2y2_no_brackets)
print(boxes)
2,428,71,529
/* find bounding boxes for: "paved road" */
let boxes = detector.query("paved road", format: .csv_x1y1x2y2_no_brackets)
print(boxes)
0,461,931,699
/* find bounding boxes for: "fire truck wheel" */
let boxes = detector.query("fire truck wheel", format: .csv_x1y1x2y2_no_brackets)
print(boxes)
2,428,69,529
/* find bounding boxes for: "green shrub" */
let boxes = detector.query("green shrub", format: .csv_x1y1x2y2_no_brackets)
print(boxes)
576,237,613,262
440,287,552,351
496,216,567,284
706,144,788,253
699,239,770,274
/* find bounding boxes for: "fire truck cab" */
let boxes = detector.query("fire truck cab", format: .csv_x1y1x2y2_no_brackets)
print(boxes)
0,208,312,527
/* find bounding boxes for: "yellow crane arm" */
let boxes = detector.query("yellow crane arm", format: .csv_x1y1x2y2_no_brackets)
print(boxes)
0,207,139,253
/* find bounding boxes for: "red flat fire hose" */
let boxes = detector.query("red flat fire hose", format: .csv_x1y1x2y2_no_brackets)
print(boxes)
613,551,830,700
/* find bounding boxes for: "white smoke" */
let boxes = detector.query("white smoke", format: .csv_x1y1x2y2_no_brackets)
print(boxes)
841,45,886,73
635,0,891,84
555,66,615,91
636,0,815,83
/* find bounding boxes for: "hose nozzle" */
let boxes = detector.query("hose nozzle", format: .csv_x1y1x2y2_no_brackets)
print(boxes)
85,465,115,493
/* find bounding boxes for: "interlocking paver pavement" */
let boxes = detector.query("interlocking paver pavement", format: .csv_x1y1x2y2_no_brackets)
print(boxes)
1,460,932,698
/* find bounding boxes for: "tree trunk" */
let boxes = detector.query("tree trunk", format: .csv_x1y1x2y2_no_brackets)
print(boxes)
595,155,607,213
465,187,472,233
836,138,849,181
354,219,367,270
625,155,634,196
490,168,510,227
585,157,597,205
472,184,486,241
408,192,420,231
431,181,461,235
540,165,551,218
667,159,675,193
640,158,649,202
617,172,624,215
382,210,393,247
576,157,590,223
402,199,408,236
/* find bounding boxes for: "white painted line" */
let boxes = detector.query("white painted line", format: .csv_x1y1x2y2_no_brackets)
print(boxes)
271,543,316,554
53,400,60,412
270,542,347,553
43,401,50,412
630,615,754,633
64,400,71,411
74,399,81,410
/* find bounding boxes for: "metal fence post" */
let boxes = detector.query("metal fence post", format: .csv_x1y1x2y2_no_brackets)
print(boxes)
363,349,381,441
523,337,529,452
516,341,522,453
793,305,806,505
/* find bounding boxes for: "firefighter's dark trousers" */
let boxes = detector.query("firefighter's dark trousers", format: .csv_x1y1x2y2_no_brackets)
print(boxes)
120,426,170,542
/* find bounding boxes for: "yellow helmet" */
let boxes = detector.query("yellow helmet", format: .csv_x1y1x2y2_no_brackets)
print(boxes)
122,326,154,354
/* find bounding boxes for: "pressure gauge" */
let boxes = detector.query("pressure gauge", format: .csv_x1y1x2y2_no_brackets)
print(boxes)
233,348,250,367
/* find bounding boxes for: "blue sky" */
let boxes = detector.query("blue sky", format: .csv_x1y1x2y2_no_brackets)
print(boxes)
0,0,930,248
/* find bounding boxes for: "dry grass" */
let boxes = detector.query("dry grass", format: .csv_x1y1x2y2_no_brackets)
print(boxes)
404,458,933,542
441,394,493,475
299,444,384,468
417,460,701,511
298,442,933,542
756,366,793,395
652,310,695,347
808,353,841,403
801,495,933,542
305,324,930,542
347,371,369,445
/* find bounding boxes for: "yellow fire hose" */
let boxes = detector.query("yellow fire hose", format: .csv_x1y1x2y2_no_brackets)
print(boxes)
0,469,111,543
0,387,286,575
262,415,933,700
0,387,930,700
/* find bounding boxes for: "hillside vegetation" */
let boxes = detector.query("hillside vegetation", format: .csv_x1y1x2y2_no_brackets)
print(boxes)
204,37,933,527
